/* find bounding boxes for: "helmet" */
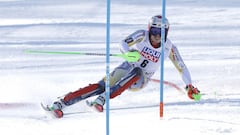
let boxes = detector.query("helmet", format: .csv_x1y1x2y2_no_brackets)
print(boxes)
148,15,170,29
148,15,170,40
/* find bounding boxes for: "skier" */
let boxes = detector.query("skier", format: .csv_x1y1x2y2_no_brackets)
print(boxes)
45,15,201,118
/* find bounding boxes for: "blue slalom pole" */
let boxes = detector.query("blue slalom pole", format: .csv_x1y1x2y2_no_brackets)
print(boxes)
160,0,166,118
106,0,111,134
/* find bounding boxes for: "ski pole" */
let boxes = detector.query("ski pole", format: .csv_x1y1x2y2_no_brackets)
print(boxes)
25,50,141,62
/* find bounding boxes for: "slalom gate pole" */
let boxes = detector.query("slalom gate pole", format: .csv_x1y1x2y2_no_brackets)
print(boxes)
105,0,111,135
160,0,166,118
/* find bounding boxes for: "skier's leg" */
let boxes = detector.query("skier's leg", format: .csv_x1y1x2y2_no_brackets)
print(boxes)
48,81,105,118
63,82,105,106
128,70,148,92
104,61,133,87
90,61,134,105
92,67,143,109
52,81,105,110
110,67,142,98
89,62,136,111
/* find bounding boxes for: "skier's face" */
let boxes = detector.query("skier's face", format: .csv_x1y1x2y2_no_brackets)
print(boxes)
149,27,161,44
150,34,161,43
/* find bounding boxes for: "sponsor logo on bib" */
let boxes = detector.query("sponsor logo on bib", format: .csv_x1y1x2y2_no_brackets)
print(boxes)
141,47,160,62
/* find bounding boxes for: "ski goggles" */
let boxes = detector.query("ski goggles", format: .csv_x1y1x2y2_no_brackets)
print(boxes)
149,27,167,36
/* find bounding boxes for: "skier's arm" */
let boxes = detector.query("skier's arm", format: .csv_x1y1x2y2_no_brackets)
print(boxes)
168,45,192,85
168,45,201,100
120,30,146,53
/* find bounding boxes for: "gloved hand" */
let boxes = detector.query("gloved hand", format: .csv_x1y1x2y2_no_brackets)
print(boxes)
185,84,201,101
123,50,141,62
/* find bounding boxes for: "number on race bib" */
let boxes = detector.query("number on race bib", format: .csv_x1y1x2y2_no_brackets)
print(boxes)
140,59,149,68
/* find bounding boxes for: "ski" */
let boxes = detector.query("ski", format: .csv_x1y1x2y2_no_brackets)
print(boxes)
40,102,161,118
40,103,64,118
64,103,159,116
40,103,52,111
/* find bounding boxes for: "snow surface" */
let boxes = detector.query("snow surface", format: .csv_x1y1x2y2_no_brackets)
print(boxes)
0,0,240,135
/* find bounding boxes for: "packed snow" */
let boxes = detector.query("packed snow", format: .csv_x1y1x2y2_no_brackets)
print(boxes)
0,0,240,135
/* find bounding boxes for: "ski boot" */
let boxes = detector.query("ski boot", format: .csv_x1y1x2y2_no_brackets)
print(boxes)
41,100,65,118
86,95,105,112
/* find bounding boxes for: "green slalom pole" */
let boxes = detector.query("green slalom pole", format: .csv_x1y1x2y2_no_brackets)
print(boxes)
25,50,140,62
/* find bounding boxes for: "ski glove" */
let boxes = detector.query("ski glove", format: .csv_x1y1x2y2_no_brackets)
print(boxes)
123,50,141,62
185,84,201,101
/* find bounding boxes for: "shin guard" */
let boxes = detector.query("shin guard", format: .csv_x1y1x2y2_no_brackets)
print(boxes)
63,83,104,105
